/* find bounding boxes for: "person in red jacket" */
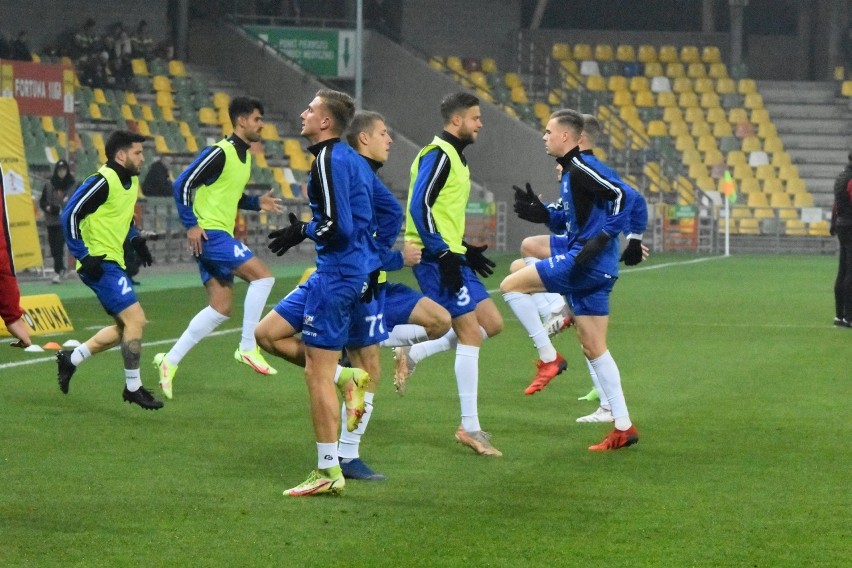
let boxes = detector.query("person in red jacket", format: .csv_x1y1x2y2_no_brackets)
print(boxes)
0,165,32,348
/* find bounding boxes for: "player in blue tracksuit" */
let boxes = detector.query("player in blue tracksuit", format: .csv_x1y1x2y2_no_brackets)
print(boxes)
501,109,640,451
254,89,382,496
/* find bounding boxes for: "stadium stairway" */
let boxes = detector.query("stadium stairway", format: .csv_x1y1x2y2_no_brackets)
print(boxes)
758,80,852,207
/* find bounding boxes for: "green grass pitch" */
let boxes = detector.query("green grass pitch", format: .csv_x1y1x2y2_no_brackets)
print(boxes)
1,253,849,566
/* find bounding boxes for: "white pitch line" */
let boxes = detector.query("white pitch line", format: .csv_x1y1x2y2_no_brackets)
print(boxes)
0,327,242,371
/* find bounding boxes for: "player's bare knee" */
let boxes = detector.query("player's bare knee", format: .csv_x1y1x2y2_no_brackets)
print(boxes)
509,258,526,273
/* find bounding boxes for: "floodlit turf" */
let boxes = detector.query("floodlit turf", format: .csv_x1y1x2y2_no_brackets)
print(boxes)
1,253,849,566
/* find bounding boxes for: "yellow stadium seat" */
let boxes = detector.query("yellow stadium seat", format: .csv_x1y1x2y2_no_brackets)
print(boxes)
161,106,175,122
700,92,721,108
217,106,230,127
771,151,792,168
747,192,768,207
637,44,657,63
715,77,736,94
808,220,831,236
212,91,230,109
657,91,677,108
121,104,134,121
708,62,729,79
124,91,138,105
706,106,727,124
763,136,784,154
135,120,151,136
763,178,784,194
560,59,579,75
177,121,192,137
152,75,172,92
635,91,655,107
731,207,752,219
750,108,770,125
703,148,724,166
428,57,444,71
198,107,218,125
669,121,689,137
659,45,678,63
690,120,710,136
573,44,592,60
185,135,199,153
741,136,762,153
619,105,640,122
594,44,614,61
504,72,522,89
644,161,662,179
88,103,103,119
552,43,571,60
168,60,186,77
732,163,754,181
93,88,107,105
702,46,722,63
155,91,175,109
792,192,813,207
740,178,760,193
680,45,700,63
681,148,701,165
757,122,777,139
738,79,757,94
607,75,628,91
688,163,707,179
672,77,693,93
744,93,764,109
586,75,606,91
784,219,807,236
754,164,776,180
481,58,497,73
629,76,650,92
713,121,734,137
643,62,663,77
41,116,55,132
777,208,798,220
752,207,774,220
154,135,172,154
675,134,695,151
469,71,488,90
616,44,636,62
140,104,154,121
445,56,463,73
662,106,683,122
726,151,747,166
693,77,714,94
678,92,699,108
510,85,529,104
665,62,686,78
687,62,707,78
778,164,800,181
131,58,149,76
842,81,852,97
728,107,749,124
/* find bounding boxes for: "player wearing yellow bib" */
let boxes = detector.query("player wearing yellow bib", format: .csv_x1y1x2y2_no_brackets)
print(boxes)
152,96,284,399
58,130,162,409
403,92,503,456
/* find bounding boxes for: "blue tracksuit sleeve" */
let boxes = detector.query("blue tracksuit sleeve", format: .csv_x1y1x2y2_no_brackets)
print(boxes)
304,143,350,244
373,176,404,271
566,147,622,201
409,148,452,254
237,194,260,211
627,190,648,237
546,199,568,234
173,145,224,228
61,174,109,260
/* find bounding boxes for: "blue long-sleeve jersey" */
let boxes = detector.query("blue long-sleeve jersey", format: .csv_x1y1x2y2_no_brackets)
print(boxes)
305,138,381,276
360,155,405,272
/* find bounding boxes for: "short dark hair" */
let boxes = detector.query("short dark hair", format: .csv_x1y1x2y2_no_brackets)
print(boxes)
316,88,355,133
105,130,146,161
228,96,264,126
550,108,584,138
581,114,602,144
440,92,480,124
345,110,385,148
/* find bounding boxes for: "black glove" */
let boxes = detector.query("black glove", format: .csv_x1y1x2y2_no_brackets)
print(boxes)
437,249,464,294
575,233,611,266
130,237,153,267
79,254,106,280
512,183,550,224
268,212,307,256
620,238,644,266
360,269,380,303
463,241,495,278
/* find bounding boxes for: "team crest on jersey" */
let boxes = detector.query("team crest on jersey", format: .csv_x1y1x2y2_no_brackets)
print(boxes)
303,314,314,326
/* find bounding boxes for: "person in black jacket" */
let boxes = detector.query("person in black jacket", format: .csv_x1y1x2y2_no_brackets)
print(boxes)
830,152,852,327
40,160,75,282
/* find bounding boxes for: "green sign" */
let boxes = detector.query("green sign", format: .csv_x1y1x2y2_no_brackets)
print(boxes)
669,205,696,219
466,201,496,215
244,26,355,78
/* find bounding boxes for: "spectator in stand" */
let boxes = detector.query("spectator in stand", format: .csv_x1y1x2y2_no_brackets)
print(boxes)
131,20,155,60
141,156,174,198
830,151,852,328
10,31,32,61
40,160,75,283
72,18,99,60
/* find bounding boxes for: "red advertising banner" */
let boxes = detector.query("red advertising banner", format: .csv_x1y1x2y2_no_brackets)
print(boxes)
0,60,75,117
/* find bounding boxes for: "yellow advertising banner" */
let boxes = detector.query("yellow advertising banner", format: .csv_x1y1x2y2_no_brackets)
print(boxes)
0,98,43,270
0,294,73,337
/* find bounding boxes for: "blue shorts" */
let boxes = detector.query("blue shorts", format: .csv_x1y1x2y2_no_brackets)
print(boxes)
79,261,139,316
536,256,617,316
550,234,571,256
273,270,367,350
347,285,389,348
383,282,423,330
195,230,255,284
413,260,490,318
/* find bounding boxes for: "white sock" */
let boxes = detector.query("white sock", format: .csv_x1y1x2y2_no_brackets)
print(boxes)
125,368,141,392
70,344,92,366
503,291,557,362
456,344,481,432
317,442,339,470
333,365,342,384
589,350,631,430
585,357,610,410
380,324,429,347
168,306,229,365
409,328,457,364
240,277,274,351
338,391,375,460
545,293,567,316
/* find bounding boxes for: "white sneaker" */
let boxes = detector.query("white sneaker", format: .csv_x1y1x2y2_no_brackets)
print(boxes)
544,314,573,337
576,407,614,423
51,273,61,284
